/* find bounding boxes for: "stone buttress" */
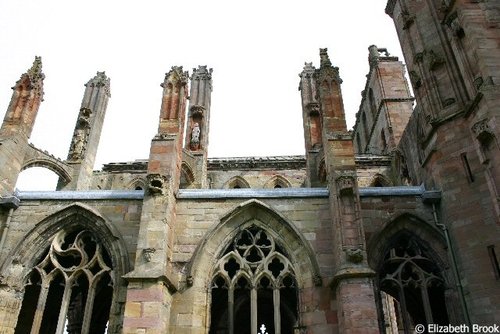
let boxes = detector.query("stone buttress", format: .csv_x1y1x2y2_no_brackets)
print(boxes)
316,49,379,332
122,66,188,334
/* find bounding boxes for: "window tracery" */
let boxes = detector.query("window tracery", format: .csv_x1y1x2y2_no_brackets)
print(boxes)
15,229,114,334
378,235,448,334
210,226,297,334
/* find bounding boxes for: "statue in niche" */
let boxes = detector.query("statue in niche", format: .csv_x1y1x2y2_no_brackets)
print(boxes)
69,128,87,160
190,122,201,150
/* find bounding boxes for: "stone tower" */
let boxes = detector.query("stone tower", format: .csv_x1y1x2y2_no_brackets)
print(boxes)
123,66,189,334
353,45,414,156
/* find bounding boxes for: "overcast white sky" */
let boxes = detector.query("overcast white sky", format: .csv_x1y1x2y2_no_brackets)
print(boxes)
0,0,407,189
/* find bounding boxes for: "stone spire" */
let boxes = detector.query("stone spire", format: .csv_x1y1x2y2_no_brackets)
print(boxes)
316,48,345,131
0,57,45,195
185,65,212,152
319,48,332,68
1,56,45,138
299,62,323,187
159,66,189,122
183,65,213,189
59,71,111,190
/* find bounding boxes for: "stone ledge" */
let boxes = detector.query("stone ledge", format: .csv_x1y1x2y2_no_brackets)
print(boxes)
13,185,440,201
177,188,329,199
17,190,144,200
0,195,20,209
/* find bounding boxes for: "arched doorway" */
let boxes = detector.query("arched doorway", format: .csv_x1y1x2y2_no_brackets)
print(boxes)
209,226,298,334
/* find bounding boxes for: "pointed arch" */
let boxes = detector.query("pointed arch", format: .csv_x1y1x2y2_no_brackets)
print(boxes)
180,161,195,189
369,173,392,187
0,203,130,334
367,212,446,269
264,175,292,189
367,213,457,331
224,176,250,189
127,177,146,191
187,199,321,289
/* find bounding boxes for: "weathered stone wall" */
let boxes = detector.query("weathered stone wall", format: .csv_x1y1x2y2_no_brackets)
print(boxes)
171,196,335,332
0,199,142,268
387,0,500,325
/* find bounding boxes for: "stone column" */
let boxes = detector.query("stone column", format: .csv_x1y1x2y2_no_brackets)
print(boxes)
0,290,22,334
123,66,188,334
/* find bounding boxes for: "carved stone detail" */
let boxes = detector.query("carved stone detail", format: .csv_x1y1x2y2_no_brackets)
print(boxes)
346,248,364,263
147,173,170,195
190,123,201,150
409,71,422,89
68,108,92,161
143,248,156,262
471,119,494,142
427,50,445,71
335,173,356,196
85,71,111,97
190,105,205,117
402,10,416,29
307,102,320,116
317,48,342,83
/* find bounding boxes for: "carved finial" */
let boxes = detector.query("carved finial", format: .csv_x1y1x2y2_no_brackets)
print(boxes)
192,65,213,80
162,66,189,87
27,56,45,83
86,71,111,96
302,62,315,73
319,48,332,67
369,45,392,67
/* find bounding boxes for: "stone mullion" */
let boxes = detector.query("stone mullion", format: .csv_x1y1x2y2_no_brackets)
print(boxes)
251,286,257,334
80,276,98,334
273,287,281,334
228,286,234,334
397,282,411,334
30,280,51,334
420,277,434,325
55,278,73,334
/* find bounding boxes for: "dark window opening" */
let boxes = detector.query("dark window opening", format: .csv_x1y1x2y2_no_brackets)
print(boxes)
460,153,474,183
487,245,500,280
378,234,449,333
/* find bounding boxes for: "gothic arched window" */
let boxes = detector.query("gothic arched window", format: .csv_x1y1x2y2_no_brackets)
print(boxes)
15,228,114,334
210,226,298,334
378,235,449,333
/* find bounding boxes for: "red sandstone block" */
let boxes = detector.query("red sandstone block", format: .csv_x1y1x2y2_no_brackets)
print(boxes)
127,287,165,302
123,317,162,328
